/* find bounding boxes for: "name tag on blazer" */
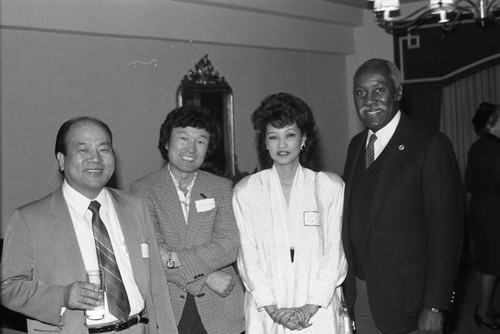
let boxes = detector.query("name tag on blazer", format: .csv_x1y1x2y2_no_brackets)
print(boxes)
303,211,320,226
141,243,150,259
195,198,216,213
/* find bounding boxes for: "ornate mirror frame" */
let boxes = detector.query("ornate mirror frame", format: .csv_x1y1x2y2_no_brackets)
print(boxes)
176,55,235,177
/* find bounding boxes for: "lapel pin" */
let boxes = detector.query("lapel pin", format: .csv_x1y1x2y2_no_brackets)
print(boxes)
399,145,405,151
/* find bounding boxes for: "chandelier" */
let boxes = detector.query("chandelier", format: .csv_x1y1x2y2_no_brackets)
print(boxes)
367,0,500,32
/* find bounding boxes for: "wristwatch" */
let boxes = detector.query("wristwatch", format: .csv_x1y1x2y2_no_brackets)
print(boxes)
166,252,175,269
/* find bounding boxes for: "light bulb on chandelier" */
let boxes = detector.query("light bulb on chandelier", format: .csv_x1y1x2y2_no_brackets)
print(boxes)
367,0,500,32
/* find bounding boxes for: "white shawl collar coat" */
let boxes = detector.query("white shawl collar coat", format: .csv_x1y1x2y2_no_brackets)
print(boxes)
233,165,347,333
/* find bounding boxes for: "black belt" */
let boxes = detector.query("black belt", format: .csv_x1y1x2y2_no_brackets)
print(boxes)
88,314,149,333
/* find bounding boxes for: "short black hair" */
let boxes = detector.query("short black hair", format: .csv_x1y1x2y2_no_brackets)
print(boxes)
158,105,221,161
472,102,499,136
55,116,113,156
251,92,319,170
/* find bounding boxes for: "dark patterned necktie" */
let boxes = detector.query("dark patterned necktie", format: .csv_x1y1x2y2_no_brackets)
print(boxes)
89,200,131,322
366,133,377,169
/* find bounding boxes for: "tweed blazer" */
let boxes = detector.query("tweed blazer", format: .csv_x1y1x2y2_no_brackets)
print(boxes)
0,186,178,334
131,166,245,334
341,114,465,334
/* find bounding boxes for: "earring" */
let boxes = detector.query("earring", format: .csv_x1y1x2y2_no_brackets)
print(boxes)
301,144,305,150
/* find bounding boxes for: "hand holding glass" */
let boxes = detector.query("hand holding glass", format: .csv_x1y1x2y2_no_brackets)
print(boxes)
86,270,105,320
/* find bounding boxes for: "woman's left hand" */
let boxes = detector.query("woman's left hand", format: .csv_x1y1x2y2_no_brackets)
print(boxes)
274,308,301,324
296,304,320,327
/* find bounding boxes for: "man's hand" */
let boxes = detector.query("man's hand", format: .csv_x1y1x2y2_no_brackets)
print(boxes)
205,270,235,297
63,281,103,310
418,308,444,334
159,246,169,265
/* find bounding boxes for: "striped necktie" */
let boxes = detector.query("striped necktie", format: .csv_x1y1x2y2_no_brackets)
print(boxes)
365,133,377,169
89,200,131,322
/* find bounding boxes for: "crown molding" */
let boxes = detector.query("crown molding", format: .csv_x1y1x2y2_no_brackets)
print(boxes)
0,0,362,55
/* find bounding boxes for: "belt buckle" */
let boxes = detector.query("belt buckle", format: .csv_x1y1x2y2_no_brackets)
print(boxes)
120,314,140,332
131,314,140,328
113,322,122,332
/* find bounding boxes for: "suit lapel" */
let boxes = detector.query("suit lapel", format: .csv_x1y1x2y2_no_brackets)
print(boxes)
366,115,415,228
343,132,366,251
109,189,148,297
49,188,87,281
185,172,211,248
158,167,188,243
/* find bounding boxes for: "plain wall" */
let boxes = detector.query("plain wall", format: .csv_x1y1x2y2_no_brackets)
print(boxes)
1,0,418,235
0,29,350,235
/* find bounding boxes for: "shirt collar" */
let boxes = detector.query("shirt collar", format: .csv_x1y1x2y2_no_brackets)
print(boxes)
368,111,401,146
167,163,197,194
62,179,109,216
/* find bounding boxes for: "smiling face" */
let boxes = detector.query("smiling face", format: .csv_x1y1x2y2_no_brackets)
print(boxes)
265,123,306,169
56,121,115,199
353,64,402,132
167,126,210,180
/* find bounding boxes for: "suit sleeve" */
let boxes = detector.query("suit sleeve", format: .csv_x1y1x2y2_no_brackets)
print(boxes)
232,179,277,310
1,210,66,326
138,200,178,334
307,173,348,308
421,133,465,310
130,181,203,294
175,182,240,287
131,179,240,296
130,182,163,244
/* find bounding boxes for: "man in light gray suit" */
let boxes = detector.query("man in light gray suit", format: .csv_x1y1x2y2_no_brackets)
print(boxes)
131,105,245,334
1,116,178,334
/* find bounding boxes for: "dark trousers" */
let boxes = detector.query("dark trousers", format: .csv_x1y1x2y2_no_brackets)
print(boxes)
177,293,245,334
354,277,417,334
177,294,208,334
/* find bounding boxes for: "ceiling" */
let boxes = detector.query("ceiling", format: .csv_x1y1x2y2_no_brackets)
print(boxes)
324,0,422,8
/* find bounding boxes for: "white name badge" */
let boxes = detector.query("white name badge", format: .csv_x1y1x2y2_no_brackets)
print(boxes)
195,198,216,212
141,243,150,259
303,211,320,226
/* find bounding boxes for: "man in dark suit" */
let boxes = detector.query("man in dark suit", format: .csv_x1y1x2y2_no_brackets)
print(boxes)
1,116,178,334
342,58,464,334
130,105,245,334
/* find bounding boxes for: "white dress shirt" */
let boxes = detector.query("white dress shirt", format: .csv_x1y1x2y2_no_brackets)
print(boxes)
168,163,196,224
366,111,401,161
62,180,144,325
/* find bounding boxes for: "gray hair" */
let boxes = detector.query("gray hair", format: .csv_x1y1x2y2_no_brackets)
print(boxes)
354,58,402,90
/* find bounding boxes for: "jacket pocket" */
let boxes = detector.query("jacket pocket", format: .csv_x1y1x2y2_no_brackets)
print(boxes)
399,259,425,318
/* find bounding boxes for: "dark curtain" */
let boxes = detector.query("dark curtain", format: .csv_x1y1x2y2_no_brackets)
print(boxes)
400,82,443,131
393,20,500,131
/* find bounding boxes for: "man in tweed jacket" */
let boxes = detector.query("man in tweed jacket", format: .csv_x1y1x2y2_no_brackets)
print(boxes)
131,105,245,334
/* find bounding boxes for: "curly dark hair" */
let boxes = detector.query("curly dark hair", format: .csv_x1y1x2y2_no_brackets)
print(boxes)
158,105,221,161
251,92,319,170
55,116,113,156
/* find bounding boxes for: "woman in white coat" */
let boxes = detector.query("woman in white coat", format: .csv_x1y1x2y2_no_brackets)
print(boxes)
233,93,347,333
